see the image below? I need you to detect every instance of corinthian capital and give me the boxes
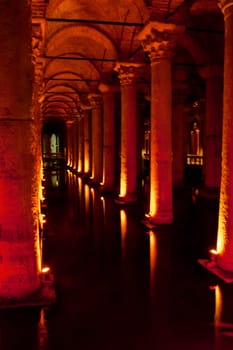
[114,62,143,85]
[138,21,185,61]
[88,93,102,107]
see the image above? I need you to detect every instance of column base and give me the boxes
[198,259,233,283]
[0,273,56,309]
[115,195,137,205]
[141,214,173,228]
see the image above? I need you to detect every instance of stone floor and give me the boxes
[1,169,233,350]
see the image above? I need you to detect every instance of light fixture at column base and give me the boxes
[141,214,173,228]
[141,217,158,229]
[198,259,233,283]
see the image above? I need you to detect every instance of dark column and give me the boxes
[0,1,41,298]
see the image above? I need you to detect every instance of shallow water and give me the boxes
[1,169,233,350]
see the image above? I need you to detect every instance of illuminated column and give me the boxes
[71,120,77,169]
[88,94,103,184]
[78,115,84,173]
[83,107,91,176]
[172,68,188,187]
[99,83,117,191]
[115,62,142,203]
[66,120,74,167]
[216,1,233,271]
[0,0,41,298]
[73,119,79,170]
[138,22,184,224]
[199,65,223,189]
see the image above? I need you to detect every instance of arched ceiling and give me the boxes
[32,0,223,123]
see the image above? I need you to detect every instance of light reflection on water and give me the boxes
[37,308,48,349]
[2,169,233,350]
[120,209,127,260]
[149,230,157,300]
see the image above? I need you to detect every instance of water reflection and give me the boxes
[1,168,231,350]
[149,230,157,299]
[120,209,127,260]
[37,308,48,349]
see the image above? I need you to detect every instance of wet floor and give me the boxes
[1,169,233,350]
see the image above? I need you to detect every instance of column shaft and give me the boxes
[102,90,116,190]
[114,63,141,203]
[172,82,187,188]
[120,82,137,201]
[217,2,233,271]
[204,71,222,188]
[149,57,173,223]
[78,117,84,173]
[89,95,103,184]
[84,110,91,175]
[0,0,40,298]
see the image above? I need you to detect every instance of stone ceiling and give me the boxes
[31,0,224,122]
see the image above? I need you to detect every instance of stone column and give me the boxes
[66,120,74,167]
[83,107,91,176]
[78,115,84,173]
[0,1,41,298]
[215,1,233,272]
[114,62,142,203]
[172,68,188,188]
[199,65,223,190]
[73,120,78,171]
[99,83,117,191]
[88,94,103,184]
[138,22,184,225]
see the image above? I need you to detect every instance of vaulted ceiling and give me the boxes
[31,0,224,122]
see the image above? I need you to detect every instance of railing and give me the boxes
[186,154,203,166]
[43,152,65,160]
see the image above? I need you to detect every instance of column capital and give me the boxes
[114,62,143,85]
[80,103,92,111]
[66,119,75,125]
[88,93,102,107]
[218,0,233,15]
[98,82,119,93]
[138,21,185,61]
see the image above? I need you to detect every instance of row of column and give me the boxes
[0,1,41,298]
[66,4,233,276]
[65,37,224,225]
[1,0,233,301]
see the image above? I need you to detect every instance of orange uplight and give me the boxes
[36,234,42,273]
[102,160,105,185]
[41,266,50,273]
[84,158,90,173]
[216,225,225,255]
[149,181,157,217]
[119,175,127,198]
[210,249,218,255]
